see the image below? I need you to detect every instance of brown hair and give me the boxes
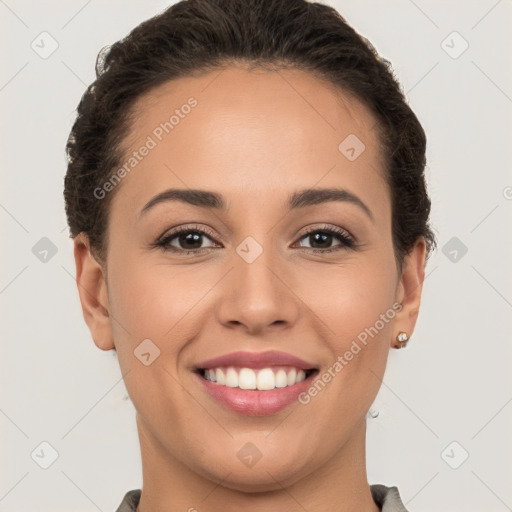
[64,0,436,267]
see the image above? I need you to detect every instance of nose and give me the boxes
[215,244,301,335]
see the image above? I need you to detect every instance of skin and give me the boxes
[74,65,426,512]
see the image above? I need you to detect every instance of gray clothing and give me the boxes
[115,484,409,511]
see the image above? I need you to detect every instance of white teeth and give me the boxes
[225,367,238,388]
[275,369,288,388]
[257,368,275,390]
[239,368,257,389]
[215,368,225,385]
[201,366,313,390]
[287,368,296,386]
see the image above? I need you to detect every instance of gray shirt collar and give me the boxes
[115,484,409,512]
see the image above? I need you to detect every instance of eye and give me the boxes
[294,225,356,253]
[153,223,356,255]
[154,224,220,254]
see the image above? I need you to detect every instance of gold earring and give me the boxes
[394,331,409,349]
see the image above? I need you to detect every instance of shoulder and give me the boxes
[115,489,141,512]
[370,484,410,512]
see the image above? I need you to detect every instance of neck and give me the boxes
[135,414,380,512]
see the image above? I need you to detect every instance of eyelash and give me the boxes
[153,224,356,255]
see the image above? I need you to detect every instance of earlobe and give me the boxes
[73,233,115,351]
[391,237,427,349]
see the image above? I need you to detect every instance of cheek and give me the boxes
[303,253,397,389]
[106,259,202,426]
[108,243,398,353]
[108,250,201,333]
[333,270,396,342]
[106,255,222,378]
[299,253,397,338]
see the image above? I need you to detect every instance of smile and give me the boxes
[194,366,319,416]
[198,365,317,391]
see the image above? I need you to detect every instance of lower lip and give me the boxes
[194,371,317,416]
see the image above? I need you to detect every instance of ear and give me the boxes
[392,237,427,347]
[73,233,115,351]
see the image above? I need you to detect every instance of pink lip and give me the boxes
[194,371,317,416]
[195,350,318,371]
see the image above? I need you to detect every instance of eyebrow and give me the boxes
[139,187,374,221]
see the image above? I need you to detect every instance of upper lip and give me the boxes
[195,350,318,371]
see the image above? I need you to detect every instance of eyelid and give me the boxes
[159,224,218,241]
[297,224,353,240]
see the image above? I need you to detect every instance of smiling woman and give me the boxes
[63,1,436,511]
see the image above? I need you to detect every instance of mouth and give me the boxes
[195,366,319,391]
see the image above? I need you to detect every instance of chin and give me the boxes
[195,453,313,493]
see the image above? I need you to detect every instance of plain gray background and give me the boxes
[1,1,511,511]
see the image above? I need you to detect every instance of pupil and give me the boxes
[311,233,331,248]
[180,232,202,249]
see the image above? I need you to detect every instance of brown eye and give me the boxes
[295,226,355,252]
[155,225,220,254]
[172,231,208,250]
[153,224,356,255]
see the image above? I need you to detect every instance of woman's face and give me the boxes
[75,66,425,491]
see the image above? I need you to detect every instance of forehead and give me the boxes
[111,65,387,216]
